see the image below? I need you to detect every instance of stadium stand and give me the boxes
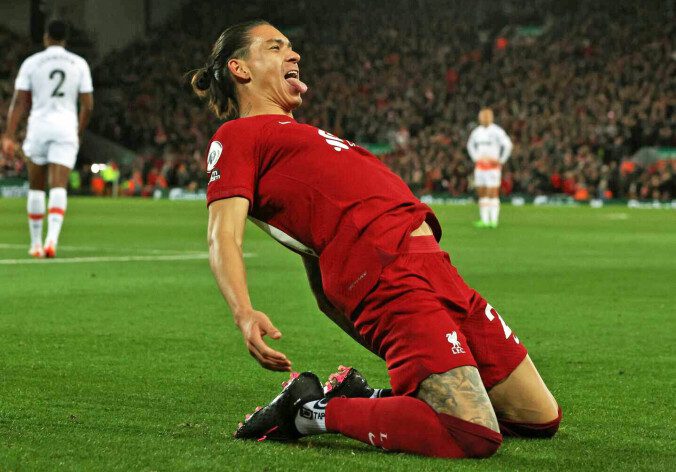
[0,26,30,179]
[2,0,674,200]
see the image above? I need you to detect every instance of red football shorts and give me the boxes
[351,236,527,396]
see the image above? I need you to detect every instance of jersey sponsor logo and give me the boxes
[446,331,465,354]
[207,141,223,171]
[208,168,221,184]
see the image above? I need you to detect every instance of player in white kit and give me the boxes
[2,20,94,257]
[467,108,512,228]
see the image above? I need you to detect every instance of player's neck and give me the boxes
[45,41,66,49]
[238,96,294,119]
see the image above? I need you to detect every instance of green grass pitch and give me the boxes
[1,198,674,471]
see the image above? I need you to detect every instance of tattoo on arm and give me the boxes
[417,366,499,432]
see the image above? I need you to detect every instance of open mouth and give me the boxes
[283,70,307,94]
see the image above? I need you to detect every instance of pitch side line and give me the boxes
[0,243,205,254]
[0,243,100,250]
[0,252,256,265]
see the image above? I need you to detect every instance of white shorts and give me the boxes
[474,169,501,188]
[23,123,79,169]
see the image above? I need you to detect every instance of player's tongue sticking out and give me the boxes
[284,71,308,94]
[287,77,308,94]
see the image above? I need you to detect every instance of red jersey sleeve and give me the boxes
[206,121,260,207]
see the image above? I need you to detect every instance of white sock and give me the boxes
[46,187,67,247]
[489,198,500,224]
[479,197,490,224]
[294,398,328,435]
[27,189,46,246]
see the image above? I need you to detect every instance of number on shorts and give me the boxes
[484,303,517,342]
[49,69,66,97]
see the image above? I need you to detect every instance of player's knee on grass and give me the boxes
[488,355,561,437]
[493,394,560,430]
[417,366,502,458]
[499,405,562,439]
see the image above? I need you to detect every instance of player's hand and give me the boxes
[235,309,292,372]
[1,136,16,159]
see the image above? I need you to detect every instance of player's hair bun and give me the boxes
[190,20,270,120]
[193,67,213,92]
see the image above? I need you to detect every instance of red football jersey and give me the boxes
[206,114,441,315]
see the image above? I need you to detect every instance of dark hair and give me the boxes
[190,20,270,120]
[46,19,69,42]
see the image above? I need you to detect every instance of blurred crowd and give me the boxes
[296,0,675,201]
[2,0,674,200]
[0,26,30,179]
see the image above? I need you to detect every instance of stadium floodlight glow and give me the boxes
[91,163,108,174]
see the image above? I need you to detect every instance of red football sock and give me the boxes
[325,396,502,458]
[499,406,562,438]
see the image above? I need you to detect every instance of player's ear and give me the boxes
[227,59,250,82]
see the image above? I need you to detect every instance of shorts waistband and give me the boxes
[406,235,441,253]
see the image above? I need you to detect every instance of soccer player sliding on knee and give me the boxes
[192,21,561,458]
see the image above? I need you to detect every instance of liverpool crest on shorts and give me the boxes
[446,331,466,354]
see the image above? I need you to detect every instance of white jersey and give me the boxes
[14,45,93,134]
[467,123,512,164]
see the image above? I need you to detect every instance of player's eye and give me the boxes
[270,46,280,50]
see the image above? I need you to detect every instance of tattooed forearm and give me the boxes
[417,366,499,432]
